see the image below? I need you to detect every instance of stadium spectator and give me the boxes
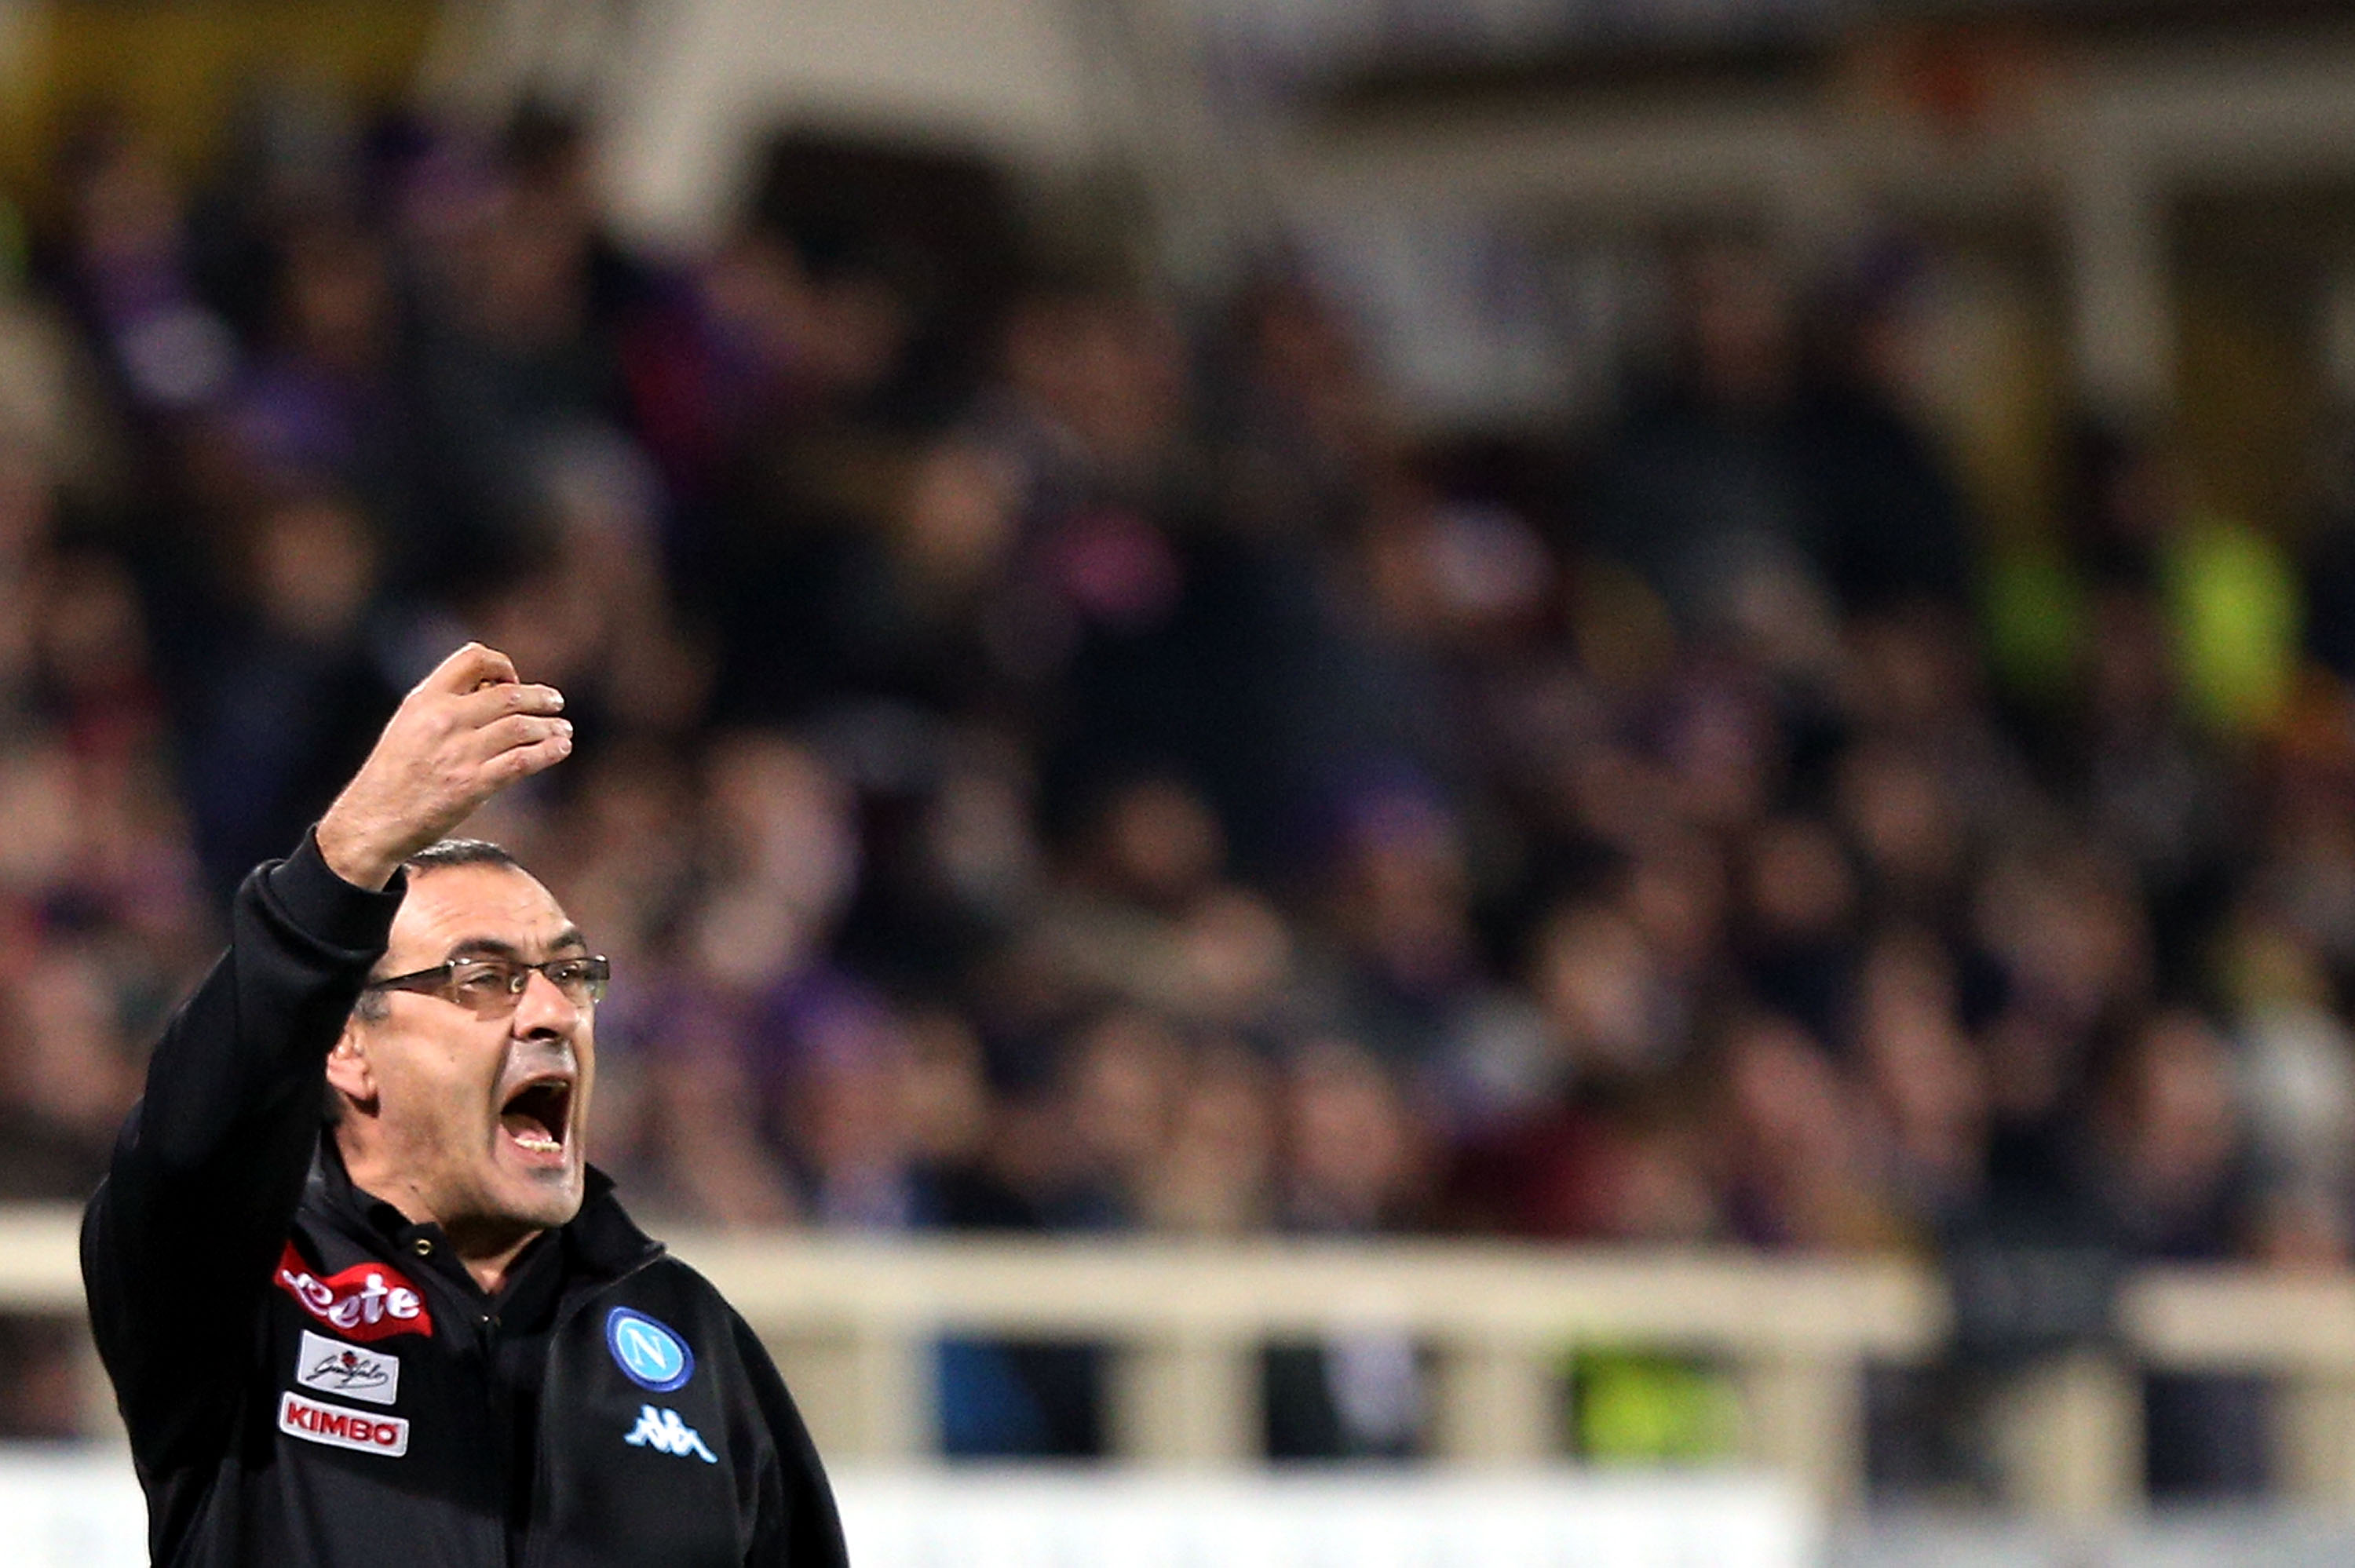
[3,86,2353,1507]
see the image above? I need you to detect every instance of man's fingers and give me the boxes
[418,642,520,696]
[473,713,573,759]
[320,645,563,887]
[487,733,574,784]
[453,681,566,726]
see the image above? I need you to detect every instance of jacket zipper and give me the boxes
[514,1251,666,1568]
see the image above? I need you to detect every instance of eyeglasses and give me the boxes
[363,955,611,1018]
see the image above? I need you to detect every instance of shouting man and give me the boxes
[82,644,847,1566]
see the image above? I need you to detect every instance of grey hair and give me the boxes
[402,838,524,877]
[349,838,531,1023]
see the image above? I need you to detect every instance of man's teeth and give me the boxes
[512,1130,561,1153]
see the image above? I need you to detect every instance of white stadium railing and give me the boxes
[6,1202,2353,1519]
[0,1452,1820,1568]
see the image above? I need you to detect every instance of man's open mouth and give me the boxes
[499,1077,573,1160]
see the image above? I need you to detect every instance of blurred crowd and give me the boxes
[5,93,2355,1495]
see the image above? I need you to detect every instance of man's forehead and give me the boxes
[385,863,579,962]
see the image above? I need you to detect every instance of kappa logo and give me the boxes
[623,1404,717,1464]
[274,1243,433,1342]
[297,1329,400,1406]
[279,1390,410,1457]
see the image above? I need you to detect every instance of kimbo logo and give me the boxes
[279,1391,410,1457]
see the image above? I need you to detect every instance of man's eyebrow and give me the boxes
[441,928,590,962]
[444,938,527,963]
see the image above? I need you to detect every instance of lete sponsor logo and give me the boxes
[297,1329,400,1406]
[273,1244,434,1341]
[279,1391,410,1457]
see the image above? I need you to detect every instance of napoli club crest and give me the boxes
[606,1307,696,1393]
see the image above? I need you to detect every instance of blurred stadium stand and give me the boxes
[13,0,2355,1561]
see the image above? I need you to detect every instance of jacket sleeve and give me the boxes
[81,830,403,1479]
[733,1311,849,1568]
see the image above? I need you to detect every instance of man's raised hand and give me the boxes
[315,644,571,890]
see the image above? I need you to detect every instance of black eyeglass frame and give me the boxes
[363,954,612,1016]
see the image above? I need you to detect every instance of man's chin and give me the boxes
[484,1162,586,1233]
[512,1175,586,1232]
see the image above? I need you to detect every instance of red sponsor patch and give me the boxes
[273,1243,434,1341]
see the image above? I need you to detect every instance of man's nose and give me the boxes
[510,968,579,1037]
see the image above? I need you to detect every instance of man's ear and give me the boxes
[326,1023,378,1110]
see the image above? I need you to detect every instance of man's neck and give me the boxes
[444,1219,545,1296]
[334,1130,544,1294]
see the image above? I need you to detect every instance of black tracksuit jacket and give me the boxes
[81,833,850,1567]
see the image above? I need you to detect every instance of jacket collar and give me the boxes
[304,1129,663,1283]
